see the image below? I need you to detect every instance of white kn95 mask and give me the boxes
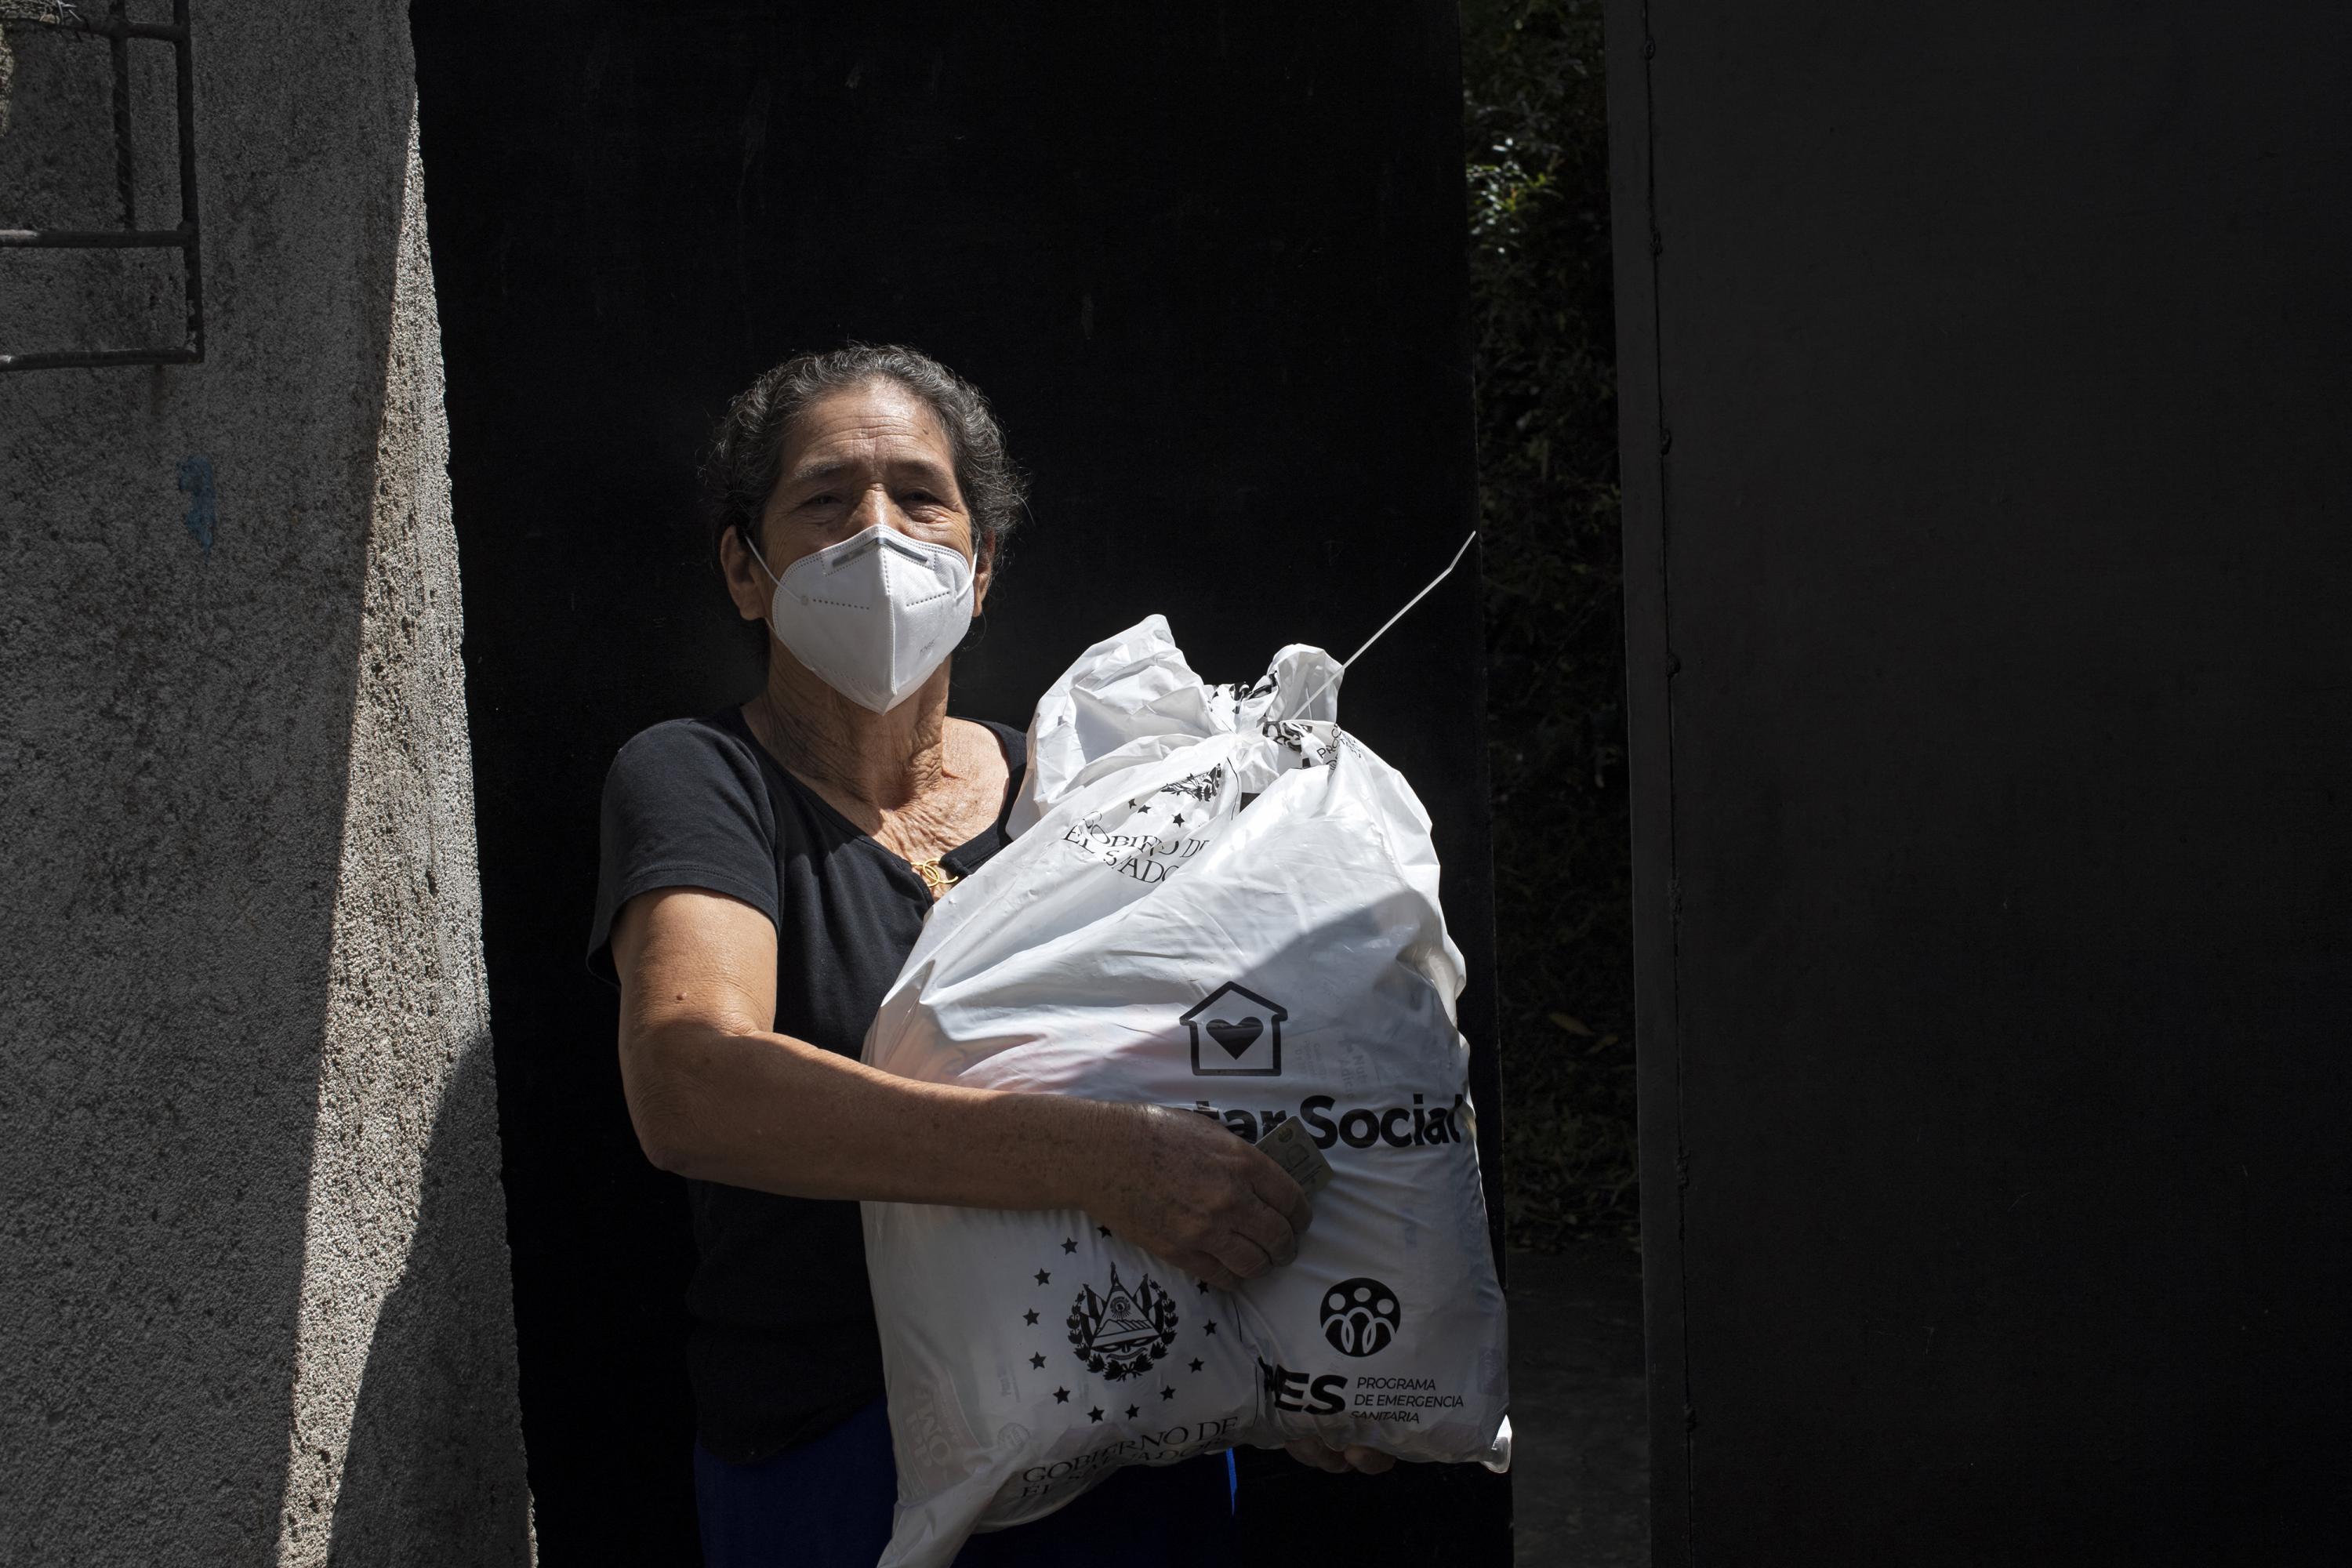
[745,524,976,713]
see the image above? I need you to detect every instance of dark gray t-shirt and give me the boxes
[587,707,1026,1462]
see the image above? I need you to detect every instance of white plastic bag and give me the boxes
[862,616,1509,1566]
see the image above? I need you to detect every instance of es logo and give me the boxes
[1183,982,1286,1077]
[1259,1358,1348,1417]
[1320,1277,1401,1357]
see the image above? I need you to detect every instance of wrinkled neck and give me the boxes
[746,649,950,812]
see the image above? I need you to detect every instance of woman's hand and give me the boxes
[1282,1440,1397,1475]
[1081,1104,1312,1290]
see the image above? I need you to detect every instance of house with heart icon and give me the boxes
[1182,982,1287,1076]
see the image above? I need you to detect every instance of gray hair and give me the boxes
[703,343,1026,570]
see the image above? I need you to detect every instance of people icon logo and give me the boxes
[1319,1277,1403,1357]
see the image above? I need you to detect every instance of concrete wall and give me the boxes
[0,5,532,1562]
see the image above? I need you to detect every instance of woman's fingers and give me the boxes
[1283,1440,1399,1476]
[1206,1228,1272,1283]
[1231,1192,1300,1270]
[1173,1250,1242,1293]
[1249,1161,1315,1239]
[1284,1439,1353,1474]
[1218,1144,1306,1271]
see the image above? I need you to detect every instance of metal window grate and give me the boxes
[0,0,202,372]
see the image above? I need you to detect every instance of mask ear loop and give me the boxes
[739,524,783,588]
[1293,529,1479,716]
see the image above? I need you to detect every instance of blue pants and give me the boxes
[695,1399,1238,1567]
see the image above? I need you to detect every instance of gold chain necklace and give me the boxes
[746,698,964,898]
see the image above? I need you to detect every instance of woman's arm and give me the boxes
[610,886,1310,1290]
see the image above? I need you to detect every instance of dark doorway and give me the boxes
[412,3,1508,1561]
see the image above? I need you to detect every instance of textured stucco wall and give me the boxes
[0,5,532,1563]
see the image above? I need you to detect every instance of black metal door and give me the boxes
[1610,3,2352,1562]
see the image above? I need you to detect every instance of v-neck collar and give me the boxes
[717,706,1025,892]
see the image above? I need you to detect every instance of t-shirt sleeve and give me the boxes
[586,719,780,986]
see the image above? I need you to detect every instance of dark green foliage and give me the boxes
[1462,0,1636,1248]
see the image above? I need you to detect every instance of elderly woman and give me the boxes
[590,346,1386,1567]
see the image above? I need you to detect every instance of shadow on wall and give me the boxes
[325,1035,534,1563]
